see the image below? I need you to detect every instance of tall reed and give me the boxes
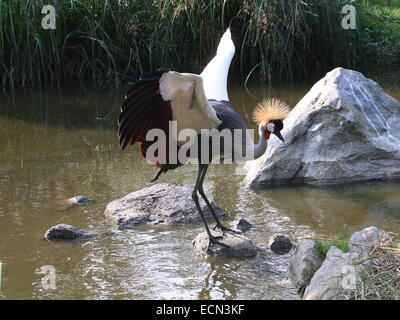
[0,0,397,89]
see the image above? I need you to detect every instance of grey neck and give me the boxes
[253,134,268,159]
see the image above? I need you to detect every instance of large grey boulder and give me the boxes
[246,68,400,187]
[105,183,224,229]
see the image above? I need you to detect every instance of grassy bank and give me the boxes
[312,232,400,300]
[0,0,399,89]
[353,235,400,300]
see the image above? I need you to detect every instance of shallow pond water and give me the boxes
[0,77,399,300]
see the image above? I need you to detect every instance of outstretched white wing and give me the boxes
[159,71,222,144]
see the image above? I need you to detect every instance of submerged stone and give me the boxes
[45,224,98,240]
[60,196,95,210]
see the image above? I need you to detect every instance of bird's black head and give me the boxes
[262,120,285,142]
[272,119,284,142]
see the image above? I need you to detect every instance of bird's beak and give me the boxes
[273,130,285,142]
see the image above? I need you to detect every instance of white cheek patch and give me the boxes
[266,123,275,132]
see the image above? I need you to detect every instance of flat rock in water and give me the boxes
[45,224,98,240]
[193,230,257,258]
[104,183,224,229]
[245,68,400,187]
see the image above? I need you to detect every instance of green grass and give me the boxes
[0,0,398,89]
[314,234,351,259]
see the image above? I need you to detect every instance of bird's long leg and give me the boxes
[192,165,229,249]
[197,164,239,234]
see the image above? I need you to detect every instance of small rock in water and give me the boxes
[61,196,95,210]
[45,224,98,240]
[193,230,257,258]
[232,218,253,233]
[268,234,293,255]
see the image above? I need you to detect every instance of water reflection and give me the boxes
[253,182,400,236]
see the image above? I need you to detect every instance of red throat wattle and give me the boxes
[263,120,274,140]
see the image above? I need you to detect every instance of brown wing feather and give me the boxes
[118,76,165,149]
[118,72,183,179]
[119,90,161,149]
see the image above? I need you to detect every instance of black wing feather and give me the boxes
[118,72,170,150]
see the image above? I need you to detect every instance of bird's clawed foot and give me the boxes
[213,223,241,234]
[207,234,230,252]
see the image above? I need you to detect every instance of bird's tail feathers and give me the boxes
[200,28,235,101]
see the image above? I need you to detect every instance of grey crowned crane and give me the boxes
[118,27,289,248]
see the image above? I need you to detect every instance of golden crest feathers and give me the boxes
[252,98,290,124]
